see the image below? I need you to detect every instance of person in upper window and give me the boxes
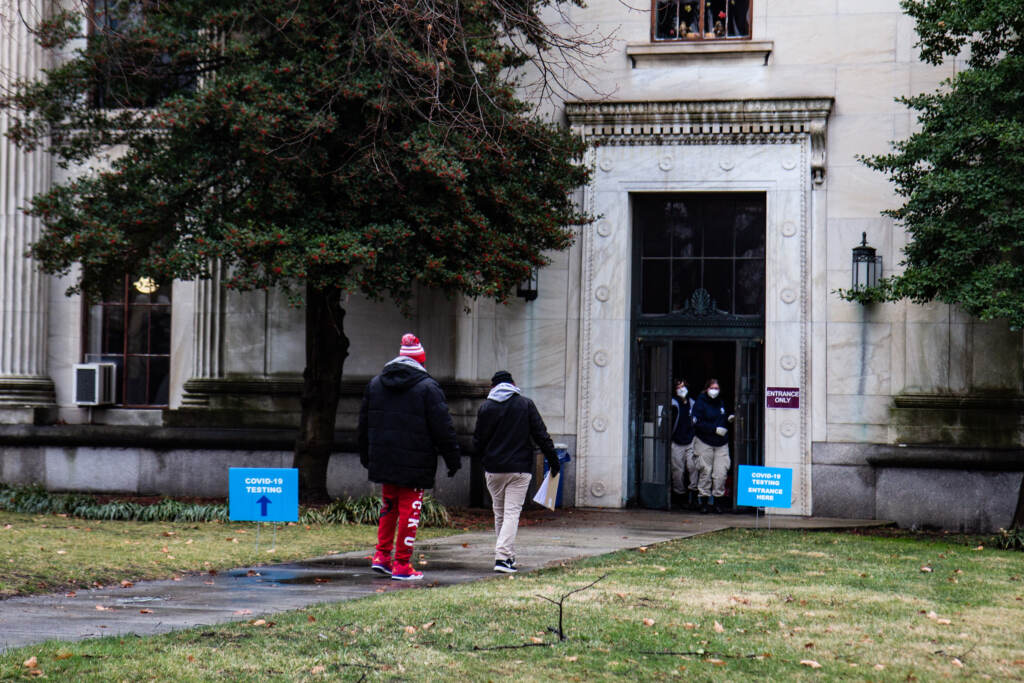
[670,378,697,509]
[691,377,734,514]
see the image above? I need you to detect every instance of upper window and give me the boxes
[84,276,172,407]
[89,0,196,109]
[654,0,751,41]
[634,193,765,318]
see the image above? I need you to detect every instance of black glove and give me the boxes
[549,461,560,478]
[447,467,459,478]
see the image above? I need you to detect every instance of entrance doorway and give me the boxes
[634,337,763,509]
[630,191,766,510]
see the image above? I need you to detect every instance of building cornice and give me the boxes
[566,98,834,184]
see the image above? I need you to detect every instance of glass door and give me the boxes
[636,339,672,509]
[733,338,765,477]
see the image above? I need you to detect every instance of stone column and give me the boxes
[0,3,56,414]
[181,262,225,406]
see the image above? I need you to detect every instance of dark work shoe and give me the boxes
[494,558,517,573]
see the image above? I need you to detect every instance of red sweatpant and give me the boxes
[376,484,424,564]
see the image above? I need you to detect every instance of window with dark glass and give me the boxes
[634,193,765,317]
[84,276,172,407]
[654,0,751,40]
[90,0,196,109]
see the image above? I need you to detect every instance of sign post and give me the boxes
[229,468,299,552]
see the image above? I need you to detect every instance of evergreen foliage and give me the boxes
[846,0,1024,328]
[0,484,450,527]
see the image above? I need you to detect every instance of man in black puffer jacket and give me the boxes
[358,333,460,581]
[473,370,560,573]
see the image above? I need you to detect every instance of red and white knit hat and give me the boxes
[399,333,426,365]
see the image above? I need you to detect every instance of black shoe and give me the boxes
[494,558,517,573]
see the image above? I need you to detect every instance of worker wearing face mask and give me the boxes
[691,378,734,514]
[669,378,697,509]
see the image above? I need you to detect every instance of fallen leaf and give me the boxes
[926,611,938,620]
[804,642,814,649]
[56,550,67,555]
[311,665,326,674]
[204,580,215,585]
[920,566,933,573]
[975,545,984,551]
[952,658,963,668]
[937,618,951,625]
[187,655,195,663]
[121,580,134,588]
[314,577,330,583]
[234,609,253,616]
[874,664,885,670]
[461,543,469,548]
[55,653,73,661]
[531,636,544,643]
[95,605,108,611]
[23,656,38,668]
[707,658,725,665]
[307,615,316,623]
[643,618,655,626]
[208,569,218,576]
[441,627,454,634]
[713,621,724,633]
[715,559,725,565]
[405,626,417,635]
[185,539,193,545]
[161,547,170,553]
[638,546,648,553]
[3,524,11,529]
[251,619,266,626]
[246,570,259,577]
[421,621,435,630]
[28,669,43,678]
[683,622,696,629]
[139,609,153,614]
[65,591,76,598]
[566,656,579,662]
[800,659,822,669]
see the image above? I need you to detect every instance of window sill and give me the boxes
[625,40,773,67]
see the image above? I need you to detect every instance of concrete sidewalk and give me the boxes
[0,510,882,653]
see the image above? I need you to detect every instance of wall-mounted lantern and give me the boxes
[851,232,881,292]
[516,268,539,302]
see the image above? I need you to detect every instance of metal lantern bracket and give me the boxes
[517,267,539,302]
[851,232,882,293]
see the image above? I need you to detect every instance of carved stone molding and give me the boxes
[566,98,833,184]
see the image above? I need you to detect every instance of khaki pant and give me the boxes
[694,437,730,498]
[670,441,697,494]
[485,471,532,562]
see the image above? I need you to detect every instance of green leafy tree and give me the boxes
[845,0,1024,329]
[3,0,595,501]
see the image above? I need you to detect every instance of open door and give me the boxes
[733,338,765,475]
[636,339,672,509]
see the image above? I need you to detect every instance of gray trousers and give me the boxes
[694,437,730,498]
[670,441,698,494]
[485,471,533,561]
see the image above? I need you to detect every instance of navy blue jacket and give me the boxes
[358,358,461,489]
[692,392,730,447]
[671,396,695,446]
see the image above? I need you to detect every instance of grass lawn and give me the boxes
[0,511,454,598]
[3,528,1023,680]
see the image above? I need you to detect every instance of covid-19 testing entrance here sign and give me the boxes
[229,468,299,522]
[736,465,793,508]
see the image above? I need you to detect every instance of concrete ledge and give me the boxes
[867,445,1024,471]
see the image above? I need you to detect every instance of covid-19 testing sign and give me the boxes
[736,465,793,508]
[228,467,299,522]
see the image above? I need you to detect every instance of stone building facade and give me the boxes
[1,0,1022,531]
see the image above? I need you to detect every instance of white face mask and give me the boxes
[707,388,720,399]
[676,387,687,398]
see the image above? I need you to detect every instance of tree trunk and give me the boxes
[1012,474,1024,530]
[293,284,348,503]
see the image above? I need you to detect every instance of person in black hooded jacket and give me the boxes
[358,333,460,581]
[473,370,560,573]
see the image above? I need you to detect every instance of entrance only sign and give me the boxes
[736,465,793,508]
[228,468,299,523]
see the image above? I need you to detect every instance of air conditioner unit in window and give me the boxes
[73,363,117,406]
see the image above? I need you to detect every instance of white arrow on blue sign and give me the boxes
[228,467,299,523]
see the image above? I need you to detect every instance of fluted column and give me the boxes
[181,261,225,406]
[0,2,56,408]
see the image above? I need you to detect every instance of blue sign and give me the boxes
[229,468,299,522]
[736,465,793,508]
